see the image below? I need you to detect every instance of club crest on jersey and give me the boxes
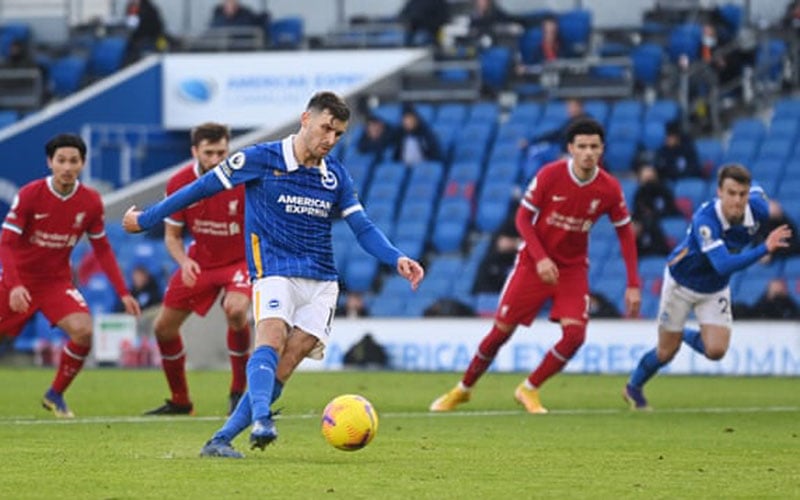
[228,152,246,170]
[228,199,239,216]
[321,170,338,190]
[699,225,713,245]
[588,199,600,214]
[73,212,86,228]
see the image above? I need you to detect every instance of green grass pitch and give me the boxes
[0,368,797,499]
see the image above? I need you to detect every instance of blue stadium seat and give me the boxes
[541,100,567,123]
[645,99,679,124]
[507,102,541,125]
[475,292,500,316]
[557,9,592,57]
[343,250,379,292]
[496,122,531,143]
[641,121,666,151]
[757,138,793,163]
[518,27,543,64]
[80,274,118,314]
[0,110,19,129]
[668,23,701,63]
[722,139,760,165]
[89,36,128,77]
[769,118,799,141]
[431,198,471,253]
[775,178,800,200]
[436,103,468,125]
[609,100,643,122]
[487,142,521,166]
[638,256,666,279]
[432,122,457,158]
[394,235,425,261]
[603,139,638,172]
[371,102,402,126]
[730,119,767,144]
[0,22,31,57]
[479,47,513,91]
[49,56,88,97]
[694,138,724,173]
[468,102,500,123]
[370,161,407,185]
[631,43,664,87]
[583,99,609,125]
[661,216,688,246]
[485,159,520,183]
[756,38,787,83]
[270,17,304,48]
[452,140,488,164]
[783,257,800,278]
[414,103,436,124]
[674,178,708,209]
[772,98,800,121]
[369,296,408,317]
[448,161,482,184]
[365,180,403,208]
[408,160,445,187]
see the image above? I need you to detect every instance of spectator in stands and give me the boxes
[588,291,621,318]
[632,165,681,220]
[356,114,395,158]
[392,104,442,166]
[749,278,799,320]
[473,211,521,294]
[398,0,450,47]
[469,0,522,45]
[119,264,162,312]
[784,0,800,32]
[2,39,36,68]
[632,217,671,256]
[210,0,261,28]
[654,121,703,182]
[755,199,800,262]
[335,291,370,318]
[541,16,560,61]
[124,0,169,64]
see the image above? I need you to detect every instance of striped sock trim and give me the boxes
[62,345,87,361]
[160,350,185,361]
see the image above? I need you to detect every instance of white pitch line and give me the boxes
[0,406,798,426]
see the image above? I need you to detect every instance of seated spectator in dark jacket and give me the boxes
[755,199,800,262]
[399,0,450,46]
[588,291,621,318]
[473,211,521,293]
[469,0,522,42]
[750,278,799,320]
[210,0,260,27]
[633,165,681,220]
[632,217,672,256]
[654,121,703,181]
[119,265,162,311]
[124,0,168,63]
[392,105,442,166]
[356,114,395,158]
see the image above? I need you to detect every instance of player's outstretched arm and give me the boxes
[397,256,424,291]
[122,206,143,233]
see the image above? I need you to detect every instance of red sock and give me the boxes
[227,325,250,394]
[51,340,91,394]
[157,337,190,405]
[527,324,585,387]
[462,325,511,387]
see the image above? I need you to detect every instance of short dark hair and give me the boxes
[45,134,86,160]
[191,122,230,146]
[307,91,350,122]
[717,163,751,187]
[565,117,605,144]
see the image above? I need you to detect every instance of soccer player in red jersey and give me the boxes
[0,134,141,417]
[143,123,252,416]
[431,118,641,414]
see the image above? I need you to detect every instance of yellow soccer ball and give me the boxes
[321,394,379,451]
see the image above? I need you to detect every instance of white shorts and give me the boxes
[252,276,339,359]
[657,268,732,332]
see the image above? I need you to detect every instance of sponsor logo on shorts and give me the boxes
[268,299,280,309]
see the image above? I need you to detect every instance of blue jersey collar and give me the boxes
[281,135,329,177]
[714,198,755,230]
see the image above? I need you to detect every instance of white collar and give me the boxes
[281,135,328,176]
[46,175,79,200]
[714,198,754,230]
[567,158,598,185]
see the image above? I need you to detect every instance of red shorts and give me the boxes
[163,262,251,316]
[0,279,90,337]
[495,256,589,326]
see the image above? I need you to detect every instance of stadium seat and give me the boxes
[436,103,468,125]
[0,22,31,57]
[668,23,701,63]
[583,100,609,125]
[756,39,787,83]
[479,46,513,92]
[722,139,759,166]
[408,160,445,187]
[343,250,379,292]
[371,161,407,186]
[507,102,541,125]
[641,121,666,151]
[371,102,402,126]
[757,138,793,163]
[468,102,500,123]
[674,178,708,209]
[694,138,724,174]
[645,99,679,124]
[0,110,19,129]
[771,98,800,121]
[270,17,304,48]
[730,119,767,144]
[557,9,592,57]
[518,27,543,64]
[49,55,88,97]
[631,43,664,87]
[365,180,403,208]
[638,256,666,279]
[609,100,643,122]
[603,139,638,172]
[89,36,128,77]
[768,118,799,141]
[661,216,689,247]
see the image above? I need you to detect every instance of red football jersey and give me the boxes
[520,159,631,268]
[1,178,105,284]
[165,162,245,268]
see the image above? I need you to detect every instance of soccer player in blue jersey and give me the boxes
[624,164,792,410]
[122,91,424,457]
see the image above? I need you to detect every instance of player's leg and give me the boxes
[684,286,733,359]
[39,284,94,418]
[44,311,92,418]
[145,305,193,415]
[517,268,588,413]
[430,263,547,412]
[625,271,691,409]
[221,289,251,414]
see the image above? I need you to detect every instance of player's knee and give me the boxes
[557,323,586,357]
[704,347,726,361]
[153,321,178,341]
[224,307,248,328]
[70,326,93,346]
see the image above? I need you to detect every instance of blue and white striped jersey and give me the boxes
[666,187,769,293]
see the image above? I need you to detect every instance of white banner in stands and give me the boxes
[298,319,800,376]
[162,49,425,129]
